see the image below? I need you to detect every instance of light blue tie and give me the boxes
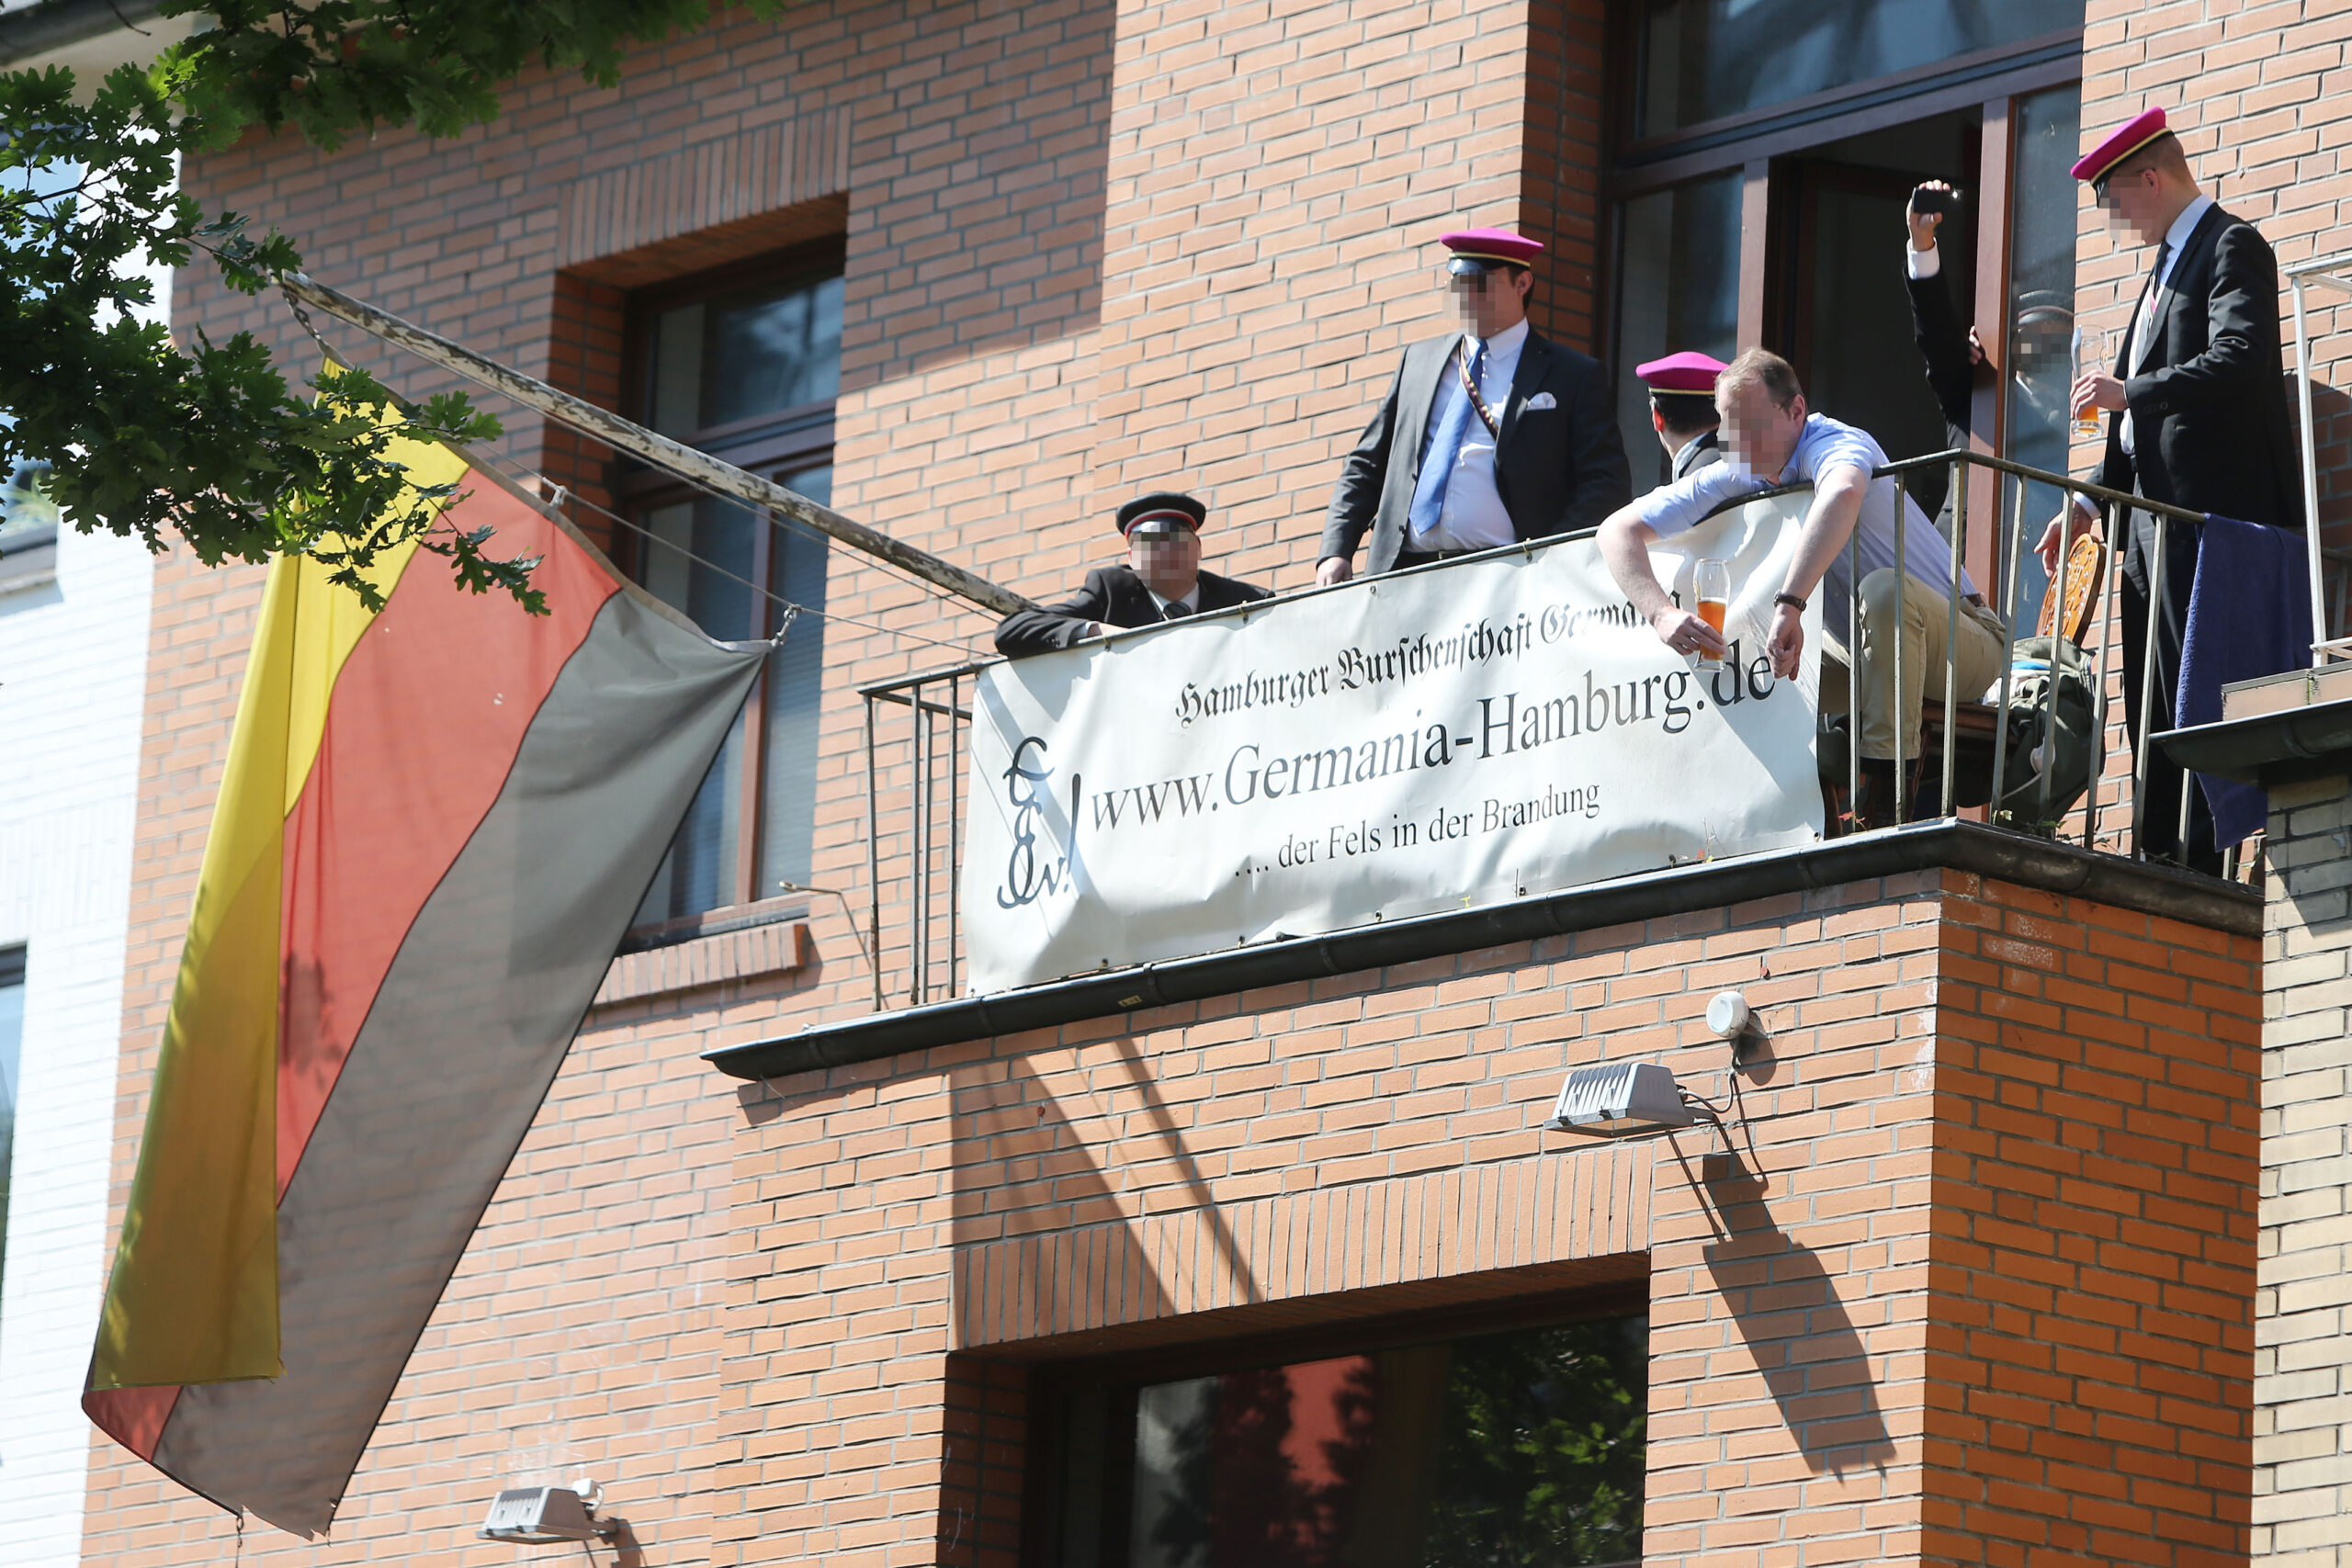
[1409,340,1487,538]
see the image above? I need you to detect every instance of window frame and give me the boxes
[616,240,844,935]
[1019,1280,1650,1568]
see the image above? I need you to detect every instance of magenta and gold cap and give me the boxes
[1635,351,1729,394]
[1442,228,1544,274]
[2073,106,2169,186]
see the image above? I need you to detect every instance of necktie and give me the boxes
[1408,340,1487,539]
[2133,240,2171,366]
[1161,599,1192,621]
[2122,241,2170,457]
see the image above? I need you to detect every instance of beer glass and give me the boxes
[1693,558,1731,671]
[2071,325,2109,437]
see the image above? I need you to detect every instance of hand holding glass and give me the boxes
[1693,558,1731,671]
[2070,326,2109,437]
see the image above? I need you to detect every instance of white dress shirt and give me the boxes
[1411,318,1529,553]
[2120,193,2214,457]
[1147,583,1201,617]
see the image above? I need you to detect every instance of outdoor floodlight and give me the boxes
[479,1483,616,1545]
[1542,1061,1700,1138]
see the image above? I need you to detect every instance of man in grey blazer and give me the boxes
[1317,229,1633,583]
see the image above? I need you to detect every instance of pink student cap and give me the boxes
[1116,491,1206,540]
[1635,351,1728,394]
[2073,106,2169,188]
[1637,350,1728,421]
[1442,228,1544,276]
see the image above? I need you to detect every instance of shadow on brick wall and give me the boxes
[1700,1160,1896,1476]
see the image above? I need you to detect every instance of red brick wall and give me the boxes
[707,870,2255,1568]
[1924,885,2260,1567]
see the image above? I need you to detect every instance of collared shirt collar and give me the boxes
[1670,430,1714,468]
[1148,582,1201,615]
[2158,194,2213,276]
[1465,317,1531,359]
[1773,413,1828,485]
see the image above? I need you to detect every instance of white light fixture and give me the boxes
[1706,988,1767,1063]
[1705,990,1750,1038]
[1542,1061,1701,1138]
[480,1482,616,1545]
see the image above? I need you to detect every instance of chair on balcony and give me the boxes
[1824,533,2106,832]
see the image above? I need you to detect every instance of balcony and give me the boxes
[707,451,2305,1078]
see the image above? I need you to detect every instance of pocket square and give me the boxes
[1524,391,1557,411]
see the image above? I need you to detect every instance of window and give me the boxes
[1614,172,1741,488]
[1,447,62,593]
[1634,0,2081,139]
[1999,83,2086,625]
[621,248,843,932]
[0,946,23,1292]
[1039,1311,1647,1568]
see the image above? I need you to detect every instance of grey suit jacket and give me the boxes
[1319,329,1633,574]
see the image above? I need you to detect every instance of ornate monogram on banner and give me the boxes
[963,494,1825,994]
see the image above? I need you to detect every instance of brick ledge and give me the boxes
[594,920,811,1008]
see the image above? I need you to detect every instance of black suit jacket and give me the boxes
[1320,328,1633,573]
[994,564,1272,658]
[2098,202,2301,533]
[1905,266,1975,525]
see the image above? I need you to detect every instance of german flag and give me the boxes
[81,422,766,1537]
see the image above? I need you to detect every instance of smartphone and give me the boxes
[1911,186,1962,218]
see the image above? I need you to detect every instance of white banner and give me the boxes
[961,495,1825,994]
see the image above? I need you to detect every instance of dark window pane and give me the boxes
[2003,83,2086,629]
[1616,173,1741,489]
[758,465,831,901]
[642,272,843,437]
[1637,0,2083,137]
[1074,1314,1646,1568]
[632,498,759,924]
[706,276,844,428]
[644,303,706,438]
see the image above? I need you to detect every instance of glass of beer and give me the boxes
[1693,558,1731,671]
[2071,325,2109,437]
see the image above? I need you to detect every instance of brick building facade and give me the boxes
[58,0,2352,1564]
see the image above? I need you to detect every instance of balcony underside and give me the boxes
[705,820,2253,1080]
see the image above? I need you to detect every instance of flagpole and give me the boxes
[280,272,1038,618]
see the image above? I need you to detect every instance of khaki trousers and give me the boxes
[1818,570,2008,762]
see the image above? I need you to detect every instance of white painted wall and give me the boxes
[0,400,159,1566]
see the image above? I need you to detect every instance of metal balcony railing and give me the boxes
[859,450,2318,1007]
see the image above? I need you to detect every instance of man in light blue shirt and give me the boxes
[1598,349,2007,828]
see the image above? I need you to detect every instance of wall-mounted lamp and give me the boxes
[1706,989,1767,1064]
[479,1482,617,1545]
[1542,1060,1706,1139]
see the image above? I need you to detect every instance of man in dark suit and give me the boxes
[1635,351,1727,487]
[995,491,1272,658]
[1902,179,1986,527]
[1316,229,1632,583]
[2039,107,2301,869]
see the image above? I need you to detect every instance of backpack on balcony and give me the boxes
[1990,634,2098,833]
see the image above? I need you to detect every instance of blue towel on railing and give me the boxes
[2177,513,2312,845]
